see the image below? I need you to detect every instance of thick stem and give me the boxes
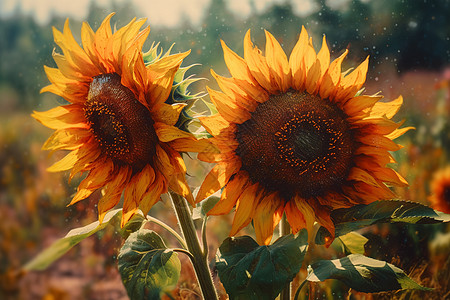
[279,213,291,300]
[169,191,219,300]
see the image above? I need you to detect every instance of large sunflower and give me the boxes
[429,166,450,214]
[196,27,412,245]
[33,14,206,226]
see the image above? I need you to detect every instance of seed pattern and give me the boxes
[236,90,354,199]
[84,73,158,171]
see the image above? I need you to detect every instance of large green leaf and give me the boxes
[24,209,122,271]
[316,200,450,244]
[118,228,181,300]
[306,254,431,293]
[215,230,308,300]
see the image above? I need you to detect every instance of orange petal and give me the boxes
[195,158,242,202]
[343,95,383,117]
[140,171,167,216]
[358,134,401,151]
[371,167,409,187]
[284,200,306,234]
[293,196,316,243]
[253,192,284,245]
[347,167,381,187]
[69,158,115,205]
[170,138,218,154]
[208,171,250,215]
[229,183,260,236]
[98,166,131,223]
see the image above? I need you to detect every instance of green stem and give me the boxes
[144,216,188,249]
[169,191,218,300]
[279,213,291,300]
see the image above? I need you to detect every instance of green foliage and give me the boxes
[118,228,181,300]
[315,200,450,244]
[23,209,122,271]
[215,230,308,300]
[306,254,431,293]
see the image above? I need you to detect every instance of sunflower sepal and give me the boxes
[117,228,181,300]
[215,229,308,300]
[315,200,450,245]
[305,254,432,293]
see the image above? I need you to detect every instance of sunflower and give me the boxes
[195,27,412,245]
[32,13,208,226]
[429,166,450,214]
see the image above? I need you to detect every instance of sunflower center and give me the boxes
[236,90,355,200]
[85,73,158,170]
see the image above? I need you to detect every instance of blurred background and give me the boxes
[0,0,449,299]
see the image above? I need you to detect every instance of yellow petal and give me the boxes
[152,103,185,126]
[319,49,348,100]
[264,30,291,92]
[385,126,414,140]
[68,141,102,180]
[253,192,284,245]
[170,138,218,154]
[289,26,309,90]
[343,95,383,117]
[42,128,91,151]
[334,56,369,101]
[32,104,87,130]
[47,149,80,172]
[154,122,193,142]
[221,39,258,85]
[229,183,260,236]
[306,35,330,94]
[199,114,230,136]
[243,30,277,94]
[370,95,403,119]
[207,87,251,124]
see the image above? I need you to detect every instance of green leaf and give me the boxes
[334,232,368,254]
[192,195,220,220]
[118,228,181,300]
[23,209,121,271]
[316,200,450,244]
[215,230,308,300]
[306,254,431,293]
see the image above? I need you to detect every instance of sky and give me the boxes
[0,0,321,27]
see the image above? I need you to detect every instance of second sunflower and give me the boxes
[196,27,412,245]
